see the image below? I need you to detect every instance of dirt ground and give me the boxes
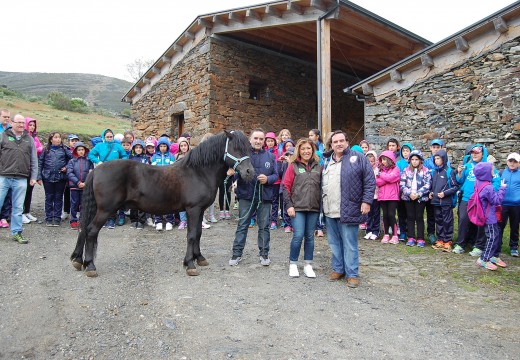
[0,185,519,359]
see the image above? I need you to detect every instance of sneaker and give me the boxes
[284,226,292,233]
[178,221,187,230]
[452,244,465,254]
[270,222,277,230]
[229,256,242,266]
[476,258,497,270]
[61,212,69,220]
[0,219,9,228]
[389,235,399,244]
[359,223,366,230]
[416,239,426,248]
[209,215,218,223]
[428,233,437,244]
[442,241,453,252]
[165,222,173,231]
[316,230,324,237]
[70,221,79,230]
[406,238,416,246]
[303,264,316,278]
[146,218,154,227]
[225,211,231,220]
[490,257,507,268]
[381,234,390,244]
[249,219,255,228]
[45,220,53,227]
[117,216,125,226]
[289,263,299,277]
[22,214,31,224]
[233,202,238,210]
[202,220,211,229]
[511,249,519,257]
[432,240,444,250]
[260,256,271,266]
[25,213,37,222]
[369,233,378,241]
[364,232,373,240]
[136,222,144,230]
[53,219,61,227]
[12,233,28,244]
[219,211,226,220]
[399,233,407,241]
[106,219,115,229]
[469,247,483,257]
[156,222,163,231]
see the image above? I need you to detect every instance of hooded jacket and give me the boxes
[400,153,431,203]
[501,165,520,206]
[67,142,93,188]
[473,162,506,224]
[25,117,43,155]
[456,144,500,202]
[88,129,127,164]
[366,150,379,200]
[397,143,413,173]
[429,149,458,206]
[151,137,174,166]
[38,141,72,182]
[376,150,400,201]
[129,139,149,164]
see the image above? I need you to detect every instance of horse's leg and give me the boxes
[71,230,86,270]
[184,208,204,276]
[193,209,208,266]
[83,211,111,277]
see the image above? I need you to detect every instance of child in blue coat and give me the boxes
[151,137,175,231]
[66,142,94,229]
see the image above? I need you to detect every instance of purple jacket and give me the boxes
[474,162,506,225]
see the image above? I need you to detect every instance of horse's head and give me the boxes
[224,130,255,182]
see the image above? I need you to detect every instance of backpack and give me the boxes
[467,181,490,226]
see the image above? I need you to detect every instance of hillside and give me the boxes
[0,71,133,114]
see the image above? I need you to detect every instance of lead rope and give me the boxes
[224,176,263,221]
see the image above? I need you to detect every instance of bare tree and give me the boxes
[126,58,155,82]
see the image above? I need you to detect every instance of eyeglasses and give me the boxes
[12,121,25,125]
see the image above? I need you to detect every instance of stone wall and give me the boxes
[364,37,520,167]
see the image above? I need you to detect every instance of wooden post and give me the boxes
[319,18,332,137]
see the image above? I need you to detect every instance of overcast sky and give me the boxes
[2,0,515,81]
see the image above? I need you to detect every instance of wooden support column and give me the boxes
[318,18,332,137]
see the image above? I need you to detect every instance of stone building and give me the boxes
[347,2,520,165]
[123,0,430,144]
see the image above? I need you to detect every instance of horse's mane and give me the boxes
[182,131,250,168]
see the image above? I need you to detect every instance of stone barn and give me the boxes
[347,2,520,165]
[123,0,430,144]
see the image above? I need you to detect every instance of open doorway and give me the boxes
[171,113,184,140]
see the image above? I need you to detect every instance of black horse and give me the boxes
[71,130,254,277]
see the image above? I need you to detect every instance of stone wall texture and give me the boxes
[131,35,364,144]
[364,37,520,167]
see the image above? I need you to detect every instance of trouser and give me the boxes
[154,214,175,224]
[130,209,147,224]
[69,189,83,222]
[0,176,27,235]
[481,223,500,262]
[218,180,232,211]
[457,200,486,250]
[0,188,12,220]
[433,205,454,241]
[500,205,520,250]
[270,184,280,223]
[380,200,397,235]
[281,197,292,228]
[366,199,380,235]
[397,200,407,236]
[232,199,271,258]
[325,217,359,278]
[23,178,35,214]
[43,180,67,221]
[425,200,436,236]
[63,183,70,213]
[404,201,425,239]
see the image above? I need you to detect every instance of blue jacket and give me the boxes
[235,148,278,202]
[38,145,72,182]
[429,150,458,206]
[88,129,127,164]
[397,143,413,173]
[501,167,520,206]
[151,137,174,166]
[129,139,149,164]
[456,144,500,202]
[67,143,94,189]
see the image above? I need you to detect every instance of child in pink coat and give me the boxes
[376,150,401,244]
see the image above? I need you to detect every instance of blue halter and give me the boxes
[223,132,250,170]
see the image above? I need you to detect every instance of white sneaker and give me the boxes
[303,264,316,278]
[369,233,378,241]
[61,212,69,220]
[260,256,271,266]
[147,218,154,227]
[22,214,31,224]
[25,213,37,222]
[165,222,173,231]
[209,215,218,223]
[364,232,373,240]
[202,220,211,229]
[155,223,163,231]
[229,256,242,266]
[289,264,299,277]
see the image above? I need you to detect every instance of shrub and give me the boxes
[47,92,91,114]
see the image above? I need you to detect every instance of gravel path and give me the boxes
[0,185,519,359]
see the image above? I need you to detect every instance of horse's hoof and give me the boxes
[197,259,209,266]
[85,270,98,277]
[186,268,200,276]
[72,260,83,271]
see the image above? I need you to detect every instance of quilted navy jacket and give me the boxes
[38,145,72,182]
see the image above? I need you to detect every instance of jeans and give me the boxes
[289,211,319,262]
[43,180,67,221]
[70,189,83,222]
[232,199,271,257]
[0,176,27,235]
[325,217,359,278]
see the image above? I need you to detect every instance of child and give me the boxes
[175,137,202,228]
[37,132,72,226]
[376,150,400,244]
[429,150,458,251]
[152,137,176,231]
[277,128,292,156]
[21,117,43,224]
[128,140,149,228]
[473,162,507,270]
[66,142,93,229]
[278,139,295,232]
[145,139,156,164]
[121,139,132,157]
[264,132,280,229]
[359,140,370,154]
[400,150,431,247]
[386,138,401,162]
[500,152,520,257]
[364,150,380,240]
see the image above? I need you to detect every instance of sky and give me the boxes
[2,0,516,82]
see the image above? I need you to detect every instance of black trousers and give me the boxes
[380,200,397,235]
[457,200,486,250]
[404,201,425,239]
[434,205,454,241]
[425,200,436,236]
[23,178,35,213]
[500,205,520,250]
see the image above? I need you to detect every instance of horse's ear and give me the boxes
[224,130,234,139]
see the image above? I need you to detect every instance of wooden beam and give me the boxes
[390,69,403,82]
[287,1,304,15]
[197,18,213,29]
[173,44,183,52]
[493,16,508,33]
[183,31,195,41]
[421,54,434,68]
[311,0,327,12]
[361,83,373,96]
[320,18,331,136]
[266,5,283,18]
[246,9,262,21]
[212,15,228,26]
[455,36,469,52]
[228,12,244,23]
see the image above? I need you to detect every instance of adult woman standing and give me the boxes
[282,138,322,278]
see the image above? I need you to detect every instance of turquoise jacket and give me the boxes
[88,129,128,164]
[397,143,413,173]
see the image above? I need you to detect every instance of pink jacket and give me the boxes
[376,150,400,201]
[25,117,43,155]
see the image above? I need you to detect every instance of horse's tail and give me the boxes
[70,171,96,262]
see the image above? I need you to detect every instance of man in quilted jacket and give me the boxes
[322,130,375,288]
